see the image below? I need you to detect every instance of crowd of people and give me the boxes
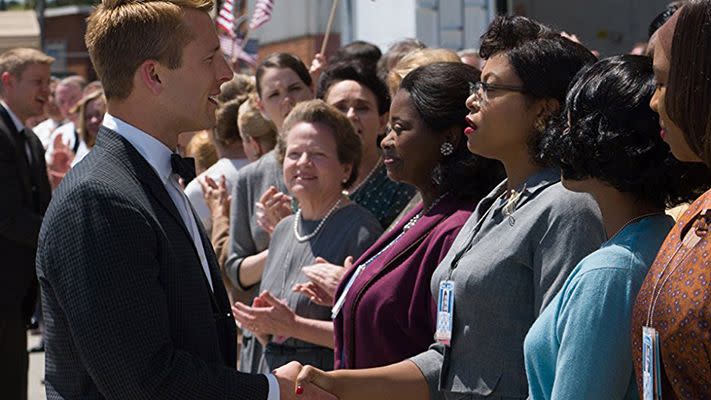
[1,0,710,399]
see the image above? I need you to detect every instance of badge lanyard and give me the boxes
[642,215,706,400]
[434,193,506,346]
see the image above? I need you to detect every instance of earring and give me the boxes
[431,164,443,186]
[440,142,454,156]
[534,118,546,133]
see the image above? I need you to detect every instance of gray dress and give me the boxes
[410,168,606,399]
[240,202,382,373]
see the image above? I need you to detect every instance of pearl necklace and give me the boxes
[293,197,343,242]
[344,156,382,196]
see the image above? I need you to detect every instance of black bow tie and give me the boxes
[170,154,196,184]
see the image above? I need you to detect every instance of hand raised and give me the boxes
[200,175,231,218]
[255,186,293,234]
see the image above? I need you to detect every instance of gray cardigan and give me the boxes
[410,168,605,399]
[224,150,287,290]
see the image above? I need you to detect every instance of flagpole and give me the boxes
[320,0,340,56]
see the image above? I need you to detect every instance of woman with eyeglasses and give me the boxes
[286,16,605,400]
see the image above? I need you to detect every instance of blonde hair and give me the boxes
[185,130,218,174]
[238,95,277,150]
[0,48,54,94]
[85,0,213,100]
[387,48,460,96]
[75,90,106,148]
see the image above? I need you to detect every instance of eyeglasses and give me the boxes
[468,81,527,107]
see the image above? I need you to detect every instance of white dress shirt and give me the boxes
[101,114,279,399]
[102,113,213,291]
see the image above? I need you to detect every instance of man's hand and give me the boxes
[274,361,338,400]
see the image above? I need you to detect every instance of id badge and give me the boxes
[642,327,663,400]
[435,280,455,346]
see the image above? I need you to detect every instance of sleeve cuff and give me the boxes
[265,373,280,400]
[410,347,445,400]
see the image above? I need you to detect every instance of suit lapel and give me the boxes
[95,128,229,304]
[0,105,33,197]
[95,127,192,238]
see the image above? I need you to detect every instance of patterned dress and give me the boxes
[631,189,711,399]
[349,162,416,229]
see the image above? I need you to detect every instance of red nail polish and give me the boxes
[295,385,304,395]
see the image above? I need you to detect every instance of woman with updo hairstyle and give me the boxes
[238,95,278,162]
[320,62,503,370]
[525,54,708,400]
[631,2,711,398]
[231,100,382,373]
[292,16,604,400]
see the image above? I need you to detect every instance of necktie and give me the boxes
[170,154,196,184]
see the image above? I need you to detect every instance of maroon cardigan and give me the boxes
[333,194,475,369]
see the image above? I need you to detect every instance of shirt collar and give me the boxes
[0,100,25,132]
[102,113,174,184]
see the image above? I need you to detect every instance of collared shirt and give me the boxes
[101,114,280,399]
[1,99,33,162]
[102,113,213,291]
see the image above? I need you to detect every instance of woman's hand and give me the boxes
[47,134,74,189]
[274,361,338,400]
[200,175,231,218]
[293,257,350,306]
[309,53,327,83]
[232,291,296,340]
[294,365,337,398]
[255,186,293,234]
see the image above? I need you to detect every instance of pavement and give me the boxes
[27,332,46,400]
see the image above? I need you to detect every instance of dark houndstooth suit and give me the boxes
[36,127,269,399]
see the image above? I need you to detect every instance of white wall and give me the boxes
[250,0,342,44]
[352,0,417,51]
[518,0,670,55]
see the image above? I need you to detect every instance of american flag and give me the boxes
[219,34,258,67]
[216,0,236,36]
[249,0,275,30]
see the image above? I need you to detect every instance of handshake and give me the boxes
[273,361,338,400]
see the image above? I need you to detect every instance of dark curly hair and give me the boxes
[316,61,390,115]
[479,16,597,166]
[399,62,505,200]
[540,55,710,208]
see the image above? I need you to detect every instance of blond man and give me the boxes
[0,47,53,400]
[35,0,333,399]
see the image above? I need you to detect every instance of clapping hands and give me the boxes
[255,186,293,235]
[232,291,296,345]
[293,257,351,306]
[47,134,74,189]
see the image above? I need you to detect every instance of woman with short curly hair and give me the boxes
[525,54,708,400]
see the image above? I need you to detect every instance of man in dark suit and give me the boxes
[0,47,53,400]
[36,0,333,399]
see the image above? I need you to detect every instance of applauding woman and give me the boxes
[232,100,382,373]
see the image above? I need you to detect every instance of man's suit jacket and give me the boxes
[36,127,269,399]
[0,104,51,321]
